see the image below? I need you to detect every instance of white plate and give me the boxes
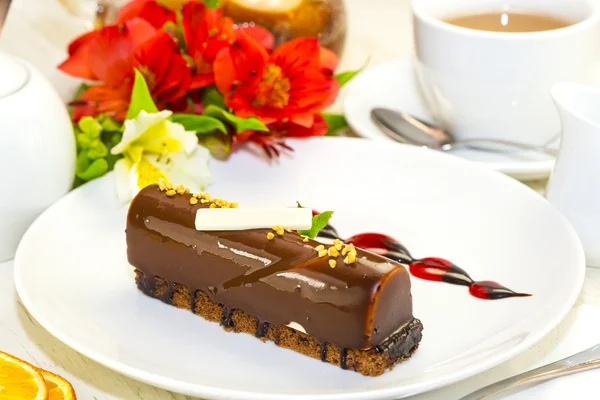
[343,58,579,180]
[15,138,585,400]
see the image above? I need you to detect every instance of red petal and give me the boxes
[88,18,156,82]
[290,113,314,128]
[214,32,267,100]
[72,101,98,121]
[271,37,321,75]
[132,31,192,103]
[116,0,176,29]
[182,1,208,56]
[190,73,215,89]
[268,114,328,138]
[79,85,131,121]
[319,47,339,74]
[237,24,274,52]
[58,32,97,80]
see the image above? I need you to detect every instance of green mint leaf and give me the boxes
[322,113,348,136]
[201,86,226,109]
[203,105,269,133]
[298,211,334,239]
[126,69,158,120]
[334,57,370,88]
[76,152,108,181]
[78,116,103,139]
[296,201,304,208]
[171,113,228,134]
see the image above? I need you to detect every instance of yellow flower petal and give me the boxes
[136,157,168,190]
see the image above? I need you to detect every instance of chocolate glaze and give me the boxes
[126,186,416,349]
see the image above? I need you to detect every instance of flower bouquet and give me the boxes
[58,0,363,201]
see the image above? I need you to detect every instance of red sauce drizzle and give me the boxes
[319,229,531,300]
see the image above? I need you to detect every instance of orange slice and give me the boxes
[40,370,76,400]
[0,351,48,400]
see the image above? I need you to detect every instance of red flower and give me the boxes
[115,0,176,30]
[235,23,275,52]
[182,2,237,89]
[58,18,156,81]
[74,31,191,121]
[233,114,328,157]
[214,35,339,133]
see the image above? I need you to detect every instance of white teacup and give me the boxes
[412,0,600,146]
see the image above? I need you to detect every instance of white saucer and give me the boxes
[15,138,585,399]
[343,58,565,181]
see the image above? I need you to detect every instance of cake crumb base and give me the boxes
[135,269,423,376]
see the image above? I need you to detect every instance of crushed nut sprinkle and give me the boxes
[267,232,275,240]
[341,243,357,256]
[314,244,325,252]
[189,197,198,205]
[209,203,217,208]
[176,185,185,195]
[333,239,343,251]
[273,225,285,236]
[328,246,339,257]
[165,189,176,197]
[329,259,337,268]
[302,236,310,243]
[157,178,168,191]
[344,252,357,265]
[318,249,328,258]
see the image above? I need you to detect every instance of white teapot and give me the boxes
[0,51,75,261]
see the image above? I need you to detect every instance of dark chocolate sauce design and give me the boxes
[320,343,328,362]
[256,320,269,338]
[318,225,531,300]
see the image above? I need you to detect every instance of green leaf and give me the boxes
[200,133,231,160]
[202,0,219,8]
[77,117,102,139]
[296,201,304,208]
[203,105,269,133]
[201,86,226,109]
[97,114,122,132]
[322,113,348,136]
[171,114,227,134]
[334,57,370,88]
[126,69,158,120]
[76,152,108,181]
[298,211,334,239]
[76,133,91,149]
[73,83,91,101]
[78,116,103,139]
[86,140,108,159]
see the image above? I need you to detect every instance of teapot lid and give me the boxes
[0,52,28,99]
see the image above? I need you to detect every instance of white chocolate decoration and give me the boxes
[195,208,312,231]
[287,322,307,334]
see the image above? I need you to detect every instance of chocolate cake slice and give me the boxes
[126,184,423,376]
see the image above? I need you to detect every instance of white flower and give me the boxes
[111,110,211,203]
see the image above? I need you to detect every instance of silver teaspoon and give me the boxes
[371,108,558,157]
[458,343,600,399]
